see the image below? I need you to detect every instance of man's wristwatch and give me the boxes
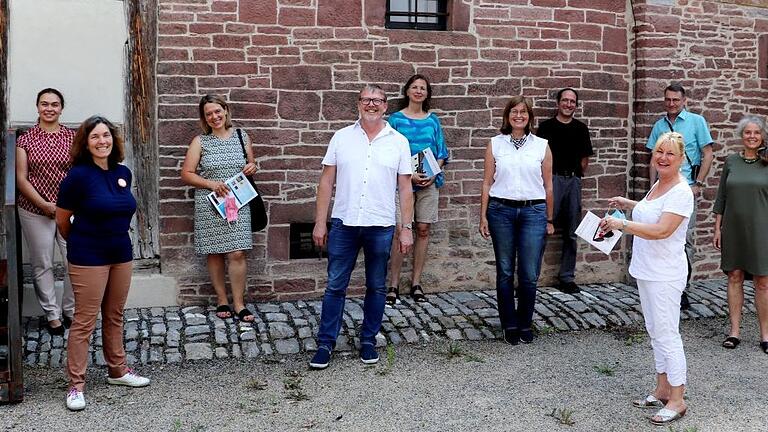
[694,180,705,187]
[402,223,413,230]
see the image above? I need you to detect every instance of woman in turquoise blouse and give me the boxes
[386,74,449,305]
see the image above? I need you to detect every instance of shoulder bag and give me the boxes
[236,128,268,231]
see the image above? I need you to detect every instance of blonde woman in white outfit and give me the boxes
[600,131,693,427]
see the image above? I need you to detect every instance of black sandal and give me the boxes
[385,287,399,306]
[235,307,255,322]
[215,305,233,319]
[760,341,768,354]
[409,285,427,303]
[721,336,740,349]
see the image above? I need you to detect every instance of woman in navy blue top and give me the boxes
[55,116,149,411]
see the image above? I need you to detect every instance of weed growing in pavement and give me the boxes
[246,378,268,390]
[441,342,484,362]
[464,352,486,363]
[283,376,303,391]
[547,407,576,426]
[386,343,395,367]
[376,344,396,376]
[444,342,465,359]
[171,418,182,432]
[285,389,311,402]
[625,332,646,346]
[283,369,310,402]
[593,362,618,376]
[537,326,558,336]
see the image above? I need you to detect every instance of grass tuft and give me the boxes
[547,407,576,426]
[593,362,618,376]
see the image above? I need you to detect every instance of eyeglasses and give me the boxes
[509,110,528,116]
[359,98,386,106]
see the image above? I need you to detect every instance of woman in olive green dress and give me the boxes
[713,115,768,354]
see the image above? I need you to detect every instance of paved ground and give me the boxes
[17,279,749,367]
[3,278,765,431]
[3,314,766,431]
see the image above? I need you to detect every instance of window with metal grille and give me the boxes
[386,0,448,31]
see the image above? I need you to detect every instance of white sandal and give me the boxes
[649,407,687,426]
[632,394,666,409]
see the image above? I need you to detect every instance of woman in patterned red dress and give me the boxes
[16,88,75,335]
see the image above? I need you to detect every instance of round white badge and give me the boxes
[117,178,127,187]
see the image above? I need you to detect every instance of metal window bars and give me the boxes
[386,0,449,31]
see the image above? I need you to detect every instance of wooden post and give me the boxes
[124,0,160,265]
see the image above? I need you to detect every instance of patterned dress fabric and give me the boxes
[193,132,252,255]
[16,125,74,214]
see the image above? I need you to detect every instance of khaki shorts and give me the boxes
[395,184,439,225]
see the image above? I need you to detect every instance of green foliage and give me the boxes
[547,407,576,426]
[593,362,618,376]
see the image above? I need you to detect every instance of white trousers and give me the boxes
[18,207,74,321]
[637,278,687,386]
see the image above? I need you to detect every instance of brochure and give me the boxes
[575,211,622,255]
[411,147,442,178]
[207,172,258,219]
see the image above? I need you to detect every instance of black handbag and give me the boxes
[236,129,268,232]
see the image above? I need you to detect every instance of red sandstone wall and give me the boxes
[156,0,767,303]
[632,0,768,281]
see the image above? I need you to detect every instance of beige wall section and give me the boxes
[7,0,127,125]
[22,274,180,317]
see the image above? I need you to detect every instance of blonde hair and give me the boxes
[654,131,685,156]
[198,94,233,134]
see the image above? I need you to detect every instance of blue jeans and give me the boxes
[486,200,547,331]
[316,219,395,349]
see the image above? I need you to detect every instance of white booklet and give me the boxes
[207,172,258,219]
[411,147,442,178]
[575,211,622,255]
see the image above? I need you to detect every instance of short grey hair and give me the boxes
[359,84,387,100]
[735,115,767,143]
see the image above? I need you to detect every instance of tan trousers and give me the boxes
[18,207,74,321]
[66,261,132,391]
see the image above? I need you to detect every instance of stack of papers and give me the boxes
[411,147,442,178]
[575,211,622,255]
[207,173,258,219]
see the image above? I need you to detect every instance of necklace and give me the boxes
[510,134,527,149]
[740,152,759,164]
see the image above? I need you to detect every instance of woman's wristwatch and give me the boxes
[622,219,628,229]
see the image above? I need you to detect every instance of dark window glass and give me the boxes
[386,0,448,31]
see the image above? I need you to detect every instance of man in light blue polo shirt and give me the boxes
[646,82,714,310]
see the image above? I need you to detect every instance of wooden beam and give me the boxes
[124,0,159,261]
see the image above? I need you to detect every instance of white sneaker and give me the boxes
[66,387,86,411]
[107,369,150,387]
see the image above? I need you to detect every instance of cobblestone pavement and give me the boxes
[20,278,746,367]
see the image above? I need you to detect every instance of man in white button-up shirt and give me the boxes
[309,84,414,369]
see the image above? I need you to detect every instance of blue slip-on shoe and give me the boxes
[359,344,379,364]
[309,346,332,369]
